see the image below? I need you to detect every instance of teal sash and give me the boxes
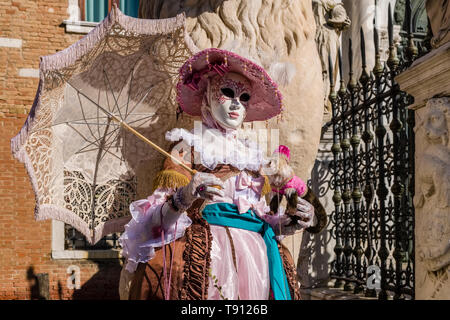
[202,202,292,300]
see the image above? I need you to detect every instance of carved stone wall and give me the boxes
[396,41,450,300]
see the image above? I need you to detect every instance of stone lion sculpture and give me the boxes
[415,97,450,210]
[138,0,324,182]
[414,97,450,299]
[426,0,450,49]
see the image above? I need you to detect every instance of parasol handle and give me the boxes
[116,117,226,191]
[112,117,225,190]
[112,115,224,190]
[113,117,223,190]
[109,114,196,175]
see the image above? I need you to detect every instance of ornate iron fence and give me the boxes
[324,2,429,300]
[64,224,121,250]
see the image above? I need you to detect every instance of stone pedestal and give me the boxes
[396,41,450,300]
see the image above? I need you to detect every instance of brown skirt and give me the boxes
[128,213,301,300]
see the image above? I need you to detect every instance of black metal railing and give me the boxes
[324,2,427,300]
[64,224,121,250]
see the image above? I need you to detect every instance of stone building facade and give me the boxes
[1,0,448,301]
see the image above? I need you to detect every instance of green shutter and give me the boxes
[85,0,109,23]
[120,0,139,18]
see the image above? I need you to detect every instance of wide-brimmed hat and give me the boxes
[176,48,283,122]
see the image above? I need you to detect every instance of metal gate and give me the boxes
[324,2,429,300]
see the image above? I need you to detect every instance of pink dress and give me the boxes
[120,170,290,300]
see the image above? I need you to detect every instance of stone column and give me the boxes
[341,0,399,82]
[396,41,450,300]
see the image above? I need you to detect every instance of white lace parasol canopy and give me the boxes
[11,6,198,244]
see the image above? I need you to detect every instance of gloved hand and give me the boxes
[292,197,316,228]
[176,172,225,210]
[162,172,225,228]
[281,197,316,235]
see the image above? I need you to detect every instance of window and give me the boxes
[64,225,121,251]
[79,0,139,22]
[52,220,122,259]
[64,0,140,34]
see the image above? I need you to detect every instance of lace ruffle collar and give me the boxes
[165,124,268,171]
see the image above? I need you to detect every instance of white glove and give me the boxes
[281,197,316,235]
[293,197,316,228]
[180,172,225,205]
[162,172,225,228]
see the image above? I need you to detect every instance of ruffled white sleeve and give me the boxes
[119,188,192,273]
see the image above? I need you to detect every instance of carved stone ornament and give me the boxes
[414,97,450,299]
[426,0,450,49]
[312,0,351,114]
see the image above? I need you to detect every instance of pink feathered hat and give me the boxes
[176,48,283,122]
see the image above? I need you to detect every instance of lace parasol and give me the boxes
[11,6,198,244]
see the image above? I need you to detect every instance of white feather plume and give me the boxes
[221,40,297,87]
[268,61,297,87]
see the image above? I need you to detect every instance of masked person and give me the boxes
[119,48,323,300]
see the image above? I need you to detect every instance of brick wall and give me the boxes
[0,1,121,300]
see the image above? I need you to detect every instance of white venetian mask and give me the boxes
[208,72,252,130]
